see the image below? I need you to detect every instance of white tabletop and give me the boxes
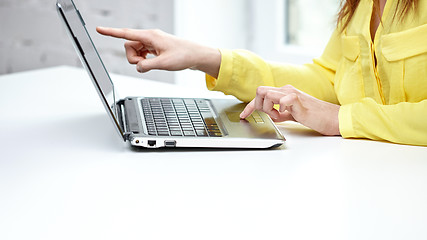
[1,66,426,240]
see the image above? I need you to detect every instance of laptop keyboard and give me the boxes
[141,98,223,137]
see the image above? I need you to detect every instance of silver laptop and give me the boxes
[56,0,285,149]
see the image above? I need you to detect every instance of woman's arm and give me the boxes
[340,98,427,146]
[96,27,221,78]
[206,29,343,104]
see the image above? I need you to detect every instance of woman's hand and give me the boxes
[96,27,221,78]
[240,85,341,136]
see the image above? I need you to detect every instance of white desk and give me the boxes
[1,66,427,240]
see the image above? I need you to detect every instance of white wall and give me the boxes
[0,0,175,83]
[174,0,249,89]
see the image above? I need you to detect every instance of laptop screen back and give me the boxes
[57,0,125,138]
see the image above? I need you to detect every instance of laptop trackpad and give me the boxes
[226,111,246,122]
[226,111,263,123]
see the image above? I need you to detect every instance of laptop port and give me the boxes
[147,140,156,147]
[164,140,176,147]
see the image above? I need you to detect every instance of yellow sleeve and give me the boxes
[339,98,427,146]
[206,30,342,104]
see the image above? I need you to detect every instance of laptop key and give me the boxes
[196,129,208,136]
[206,124,219,130]
[156,127,169,132]
[170,131,183,136]
[183,130,196,136]
[158,131,170,136]
[209,131,223,137]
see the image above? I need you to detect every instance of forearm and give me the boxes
[340,98,427,146]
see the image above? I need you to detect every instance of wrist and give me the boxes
[193,46,221,78]
[327,104,341,136]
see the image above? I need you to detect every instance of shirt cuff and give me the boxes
[339,104,356,138]
[205,49,233,91]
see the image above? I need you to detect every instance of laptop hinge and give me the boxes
[116,98,142,141]
[116,99,131,140]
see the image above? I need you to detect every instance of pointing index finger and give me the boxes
[96,27,142,42]
[240,99,256,119]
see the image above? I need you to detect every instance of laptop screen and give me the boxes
[57,0,124,138]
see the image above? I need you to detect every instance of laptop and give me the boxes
[56,0,285,149]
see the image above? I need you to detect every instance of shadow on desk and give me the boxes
[129,144,285,153]
[276,122,323,138]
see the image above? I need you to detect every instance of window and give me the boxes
[249,0,339,64]
[284,0,339,49]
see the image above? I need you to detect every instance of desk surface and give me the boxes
[1,66,427,240]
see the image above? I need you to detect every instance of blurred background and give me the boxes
[0,0,339,88]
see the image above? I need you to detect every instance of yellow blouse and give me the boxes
[206,0,427,146]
